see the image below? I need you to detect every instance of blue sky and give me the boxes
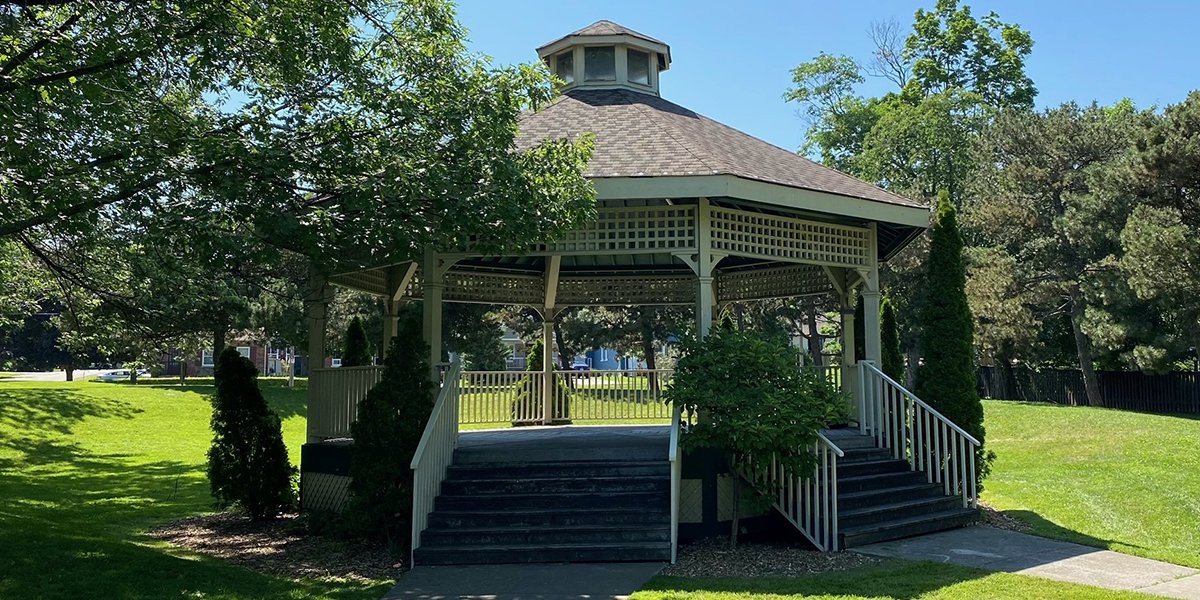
[456,0,1200,152]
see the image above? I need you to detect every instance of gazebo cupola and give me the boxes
[537,20,671,96]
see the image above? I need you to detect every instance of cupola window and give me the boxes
[554,50,574,84]
[584,46,616,81]
[627,48,650,85]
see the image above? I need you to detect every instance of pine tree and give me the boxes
[342,316,374,367]
[916,192,989,484]
[346,311,435,546]
[207,348,295,520]
[881,295,905,381]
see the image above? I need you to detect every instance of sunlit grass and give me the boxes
[982,400,1200,568]
[0,380,390,600]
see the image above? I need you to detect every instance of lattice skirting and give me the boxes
[300,472,351,513]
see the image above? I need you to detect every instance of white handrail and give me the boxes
[739,432,844,551]
[858,360,979,508]
[410,360,463,560]
[668,404,682,563]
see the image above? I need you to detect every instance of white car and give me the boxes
[95,369,151,382]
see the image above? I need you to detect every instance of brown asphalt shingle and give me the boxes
[537,20,668,52]
[516,88,925,209]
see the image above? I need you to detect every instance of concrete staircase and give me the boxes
[827,430,978,548]
[413,435,672,565]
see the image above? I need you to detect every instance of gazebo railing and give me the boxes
[457,368,674,426]
[308,365,384,439]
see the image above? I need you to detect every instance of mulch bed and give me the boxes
[661,537,880,578]
[979,502,1034,533]
[148,512,404,582]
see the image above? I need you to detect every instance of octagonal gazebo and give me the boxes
[300,21,980,566]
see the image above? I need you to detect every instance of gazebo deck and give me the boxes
[455,425,669,464]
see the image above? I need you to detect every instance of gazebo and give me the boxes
[299,21,979,565]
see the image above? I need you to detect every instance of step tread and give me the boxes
[417,540,671,552]
[839,495,960,518]
[423,523,669,535]
[838,470,925,483]
[840,507,977,535]
[438,490,666,499]
[434,506,669,516]
[447,475,667,484]
[839,482,941,499]
[450,460,668,469]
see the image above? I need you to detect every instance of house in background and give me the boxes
[499,326,645,370]
[161,340,297,377]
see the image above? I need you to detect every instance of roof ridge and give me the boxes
[628,94,722,175]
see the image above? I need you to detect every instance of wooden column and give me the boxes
[422,249,444,383]
[304,268,330,443]
[382,262,417,359]
[862,224,883,366]
[695,197,716,337]
[542,256,561,425]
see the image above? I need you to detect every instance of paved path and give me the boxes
[854,526,1200,599]
[1,370,104,381]
[382,562,665,600]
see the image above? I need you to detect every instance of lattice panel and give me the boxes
[329,269,387,296]
[531,205,697,255]
[557,275,696,306]
[710,207,870,267]
[717,264,832,302]
[406,271,545,305]
[300,472,351,513]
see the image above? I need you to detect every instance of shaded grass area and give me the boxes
[635,559,1159,600]
[982,400,1200,568]
[0,381,390,600]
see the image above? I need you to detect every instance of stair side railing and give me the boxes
[740,432,845,551]
[410,360,464,559]
[857,361,979,508]
[668,404,682,563]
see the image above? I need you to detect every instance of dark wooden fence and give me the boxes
[978,366,1200,414]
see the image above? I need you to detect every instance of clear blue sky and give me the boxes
[456,0,1200,152]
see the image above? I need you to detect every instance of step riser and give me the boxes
[442,479,669,495]
[836,461,911,478]
[838,472,928,493]
[839,498,965,529]
[448,465,669,479]
[838,486,942,511]
[841,450,895,463]
[454,449,665,464]
[841,512,979,547]
[430,512,669,528]
[421,528,670,546]
[414,546,672,565]
[435,493,667,511]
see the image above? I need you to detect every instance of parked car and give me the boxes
[95,369,151,382]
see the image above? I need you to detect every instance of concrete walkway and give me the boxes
[854,526,1200,599]
[382,562,666,600]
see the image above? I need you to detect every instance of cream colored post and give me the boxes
[542,316,556,425]
[305,268,329,443]
[422,249,444,383]
[862,224,883,366]
[841,291,857,402]
[695,197,715,336]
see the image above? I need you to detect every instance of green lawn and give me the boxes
[636,560,1159,600]
[982,399,1200,568]
[0,379,390,600]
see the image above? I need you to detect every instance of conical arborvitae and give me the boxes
[342,316,374,367]
[881,295,905,381]
[916,192,990,485]
[346,311,436,547]
[207,347,296,520]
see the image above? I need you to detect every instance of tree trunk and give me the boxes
[640,326,658,396]
[1068,286,1104,407]
[730,470,741,546]
[905,346,920,389]
[179,359,188,385]
[213,327,228,365]
[806,312,822,366]
[64,356,74,382]
[552,321,569,369]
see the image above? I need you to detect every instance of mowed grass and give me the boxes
[636,560,1161,600]
[0,379,390,600]
[457,374,672,430]
[982,400,1200,568]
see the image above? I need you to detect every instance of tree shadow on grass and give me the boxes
[1001,509,1151,555]
[133,383,309,421]
[642,559,998,600]
[0,439,387,599]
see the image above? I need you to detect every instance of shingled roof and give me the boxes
[517,89,924,209]
[537,20,668,52]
